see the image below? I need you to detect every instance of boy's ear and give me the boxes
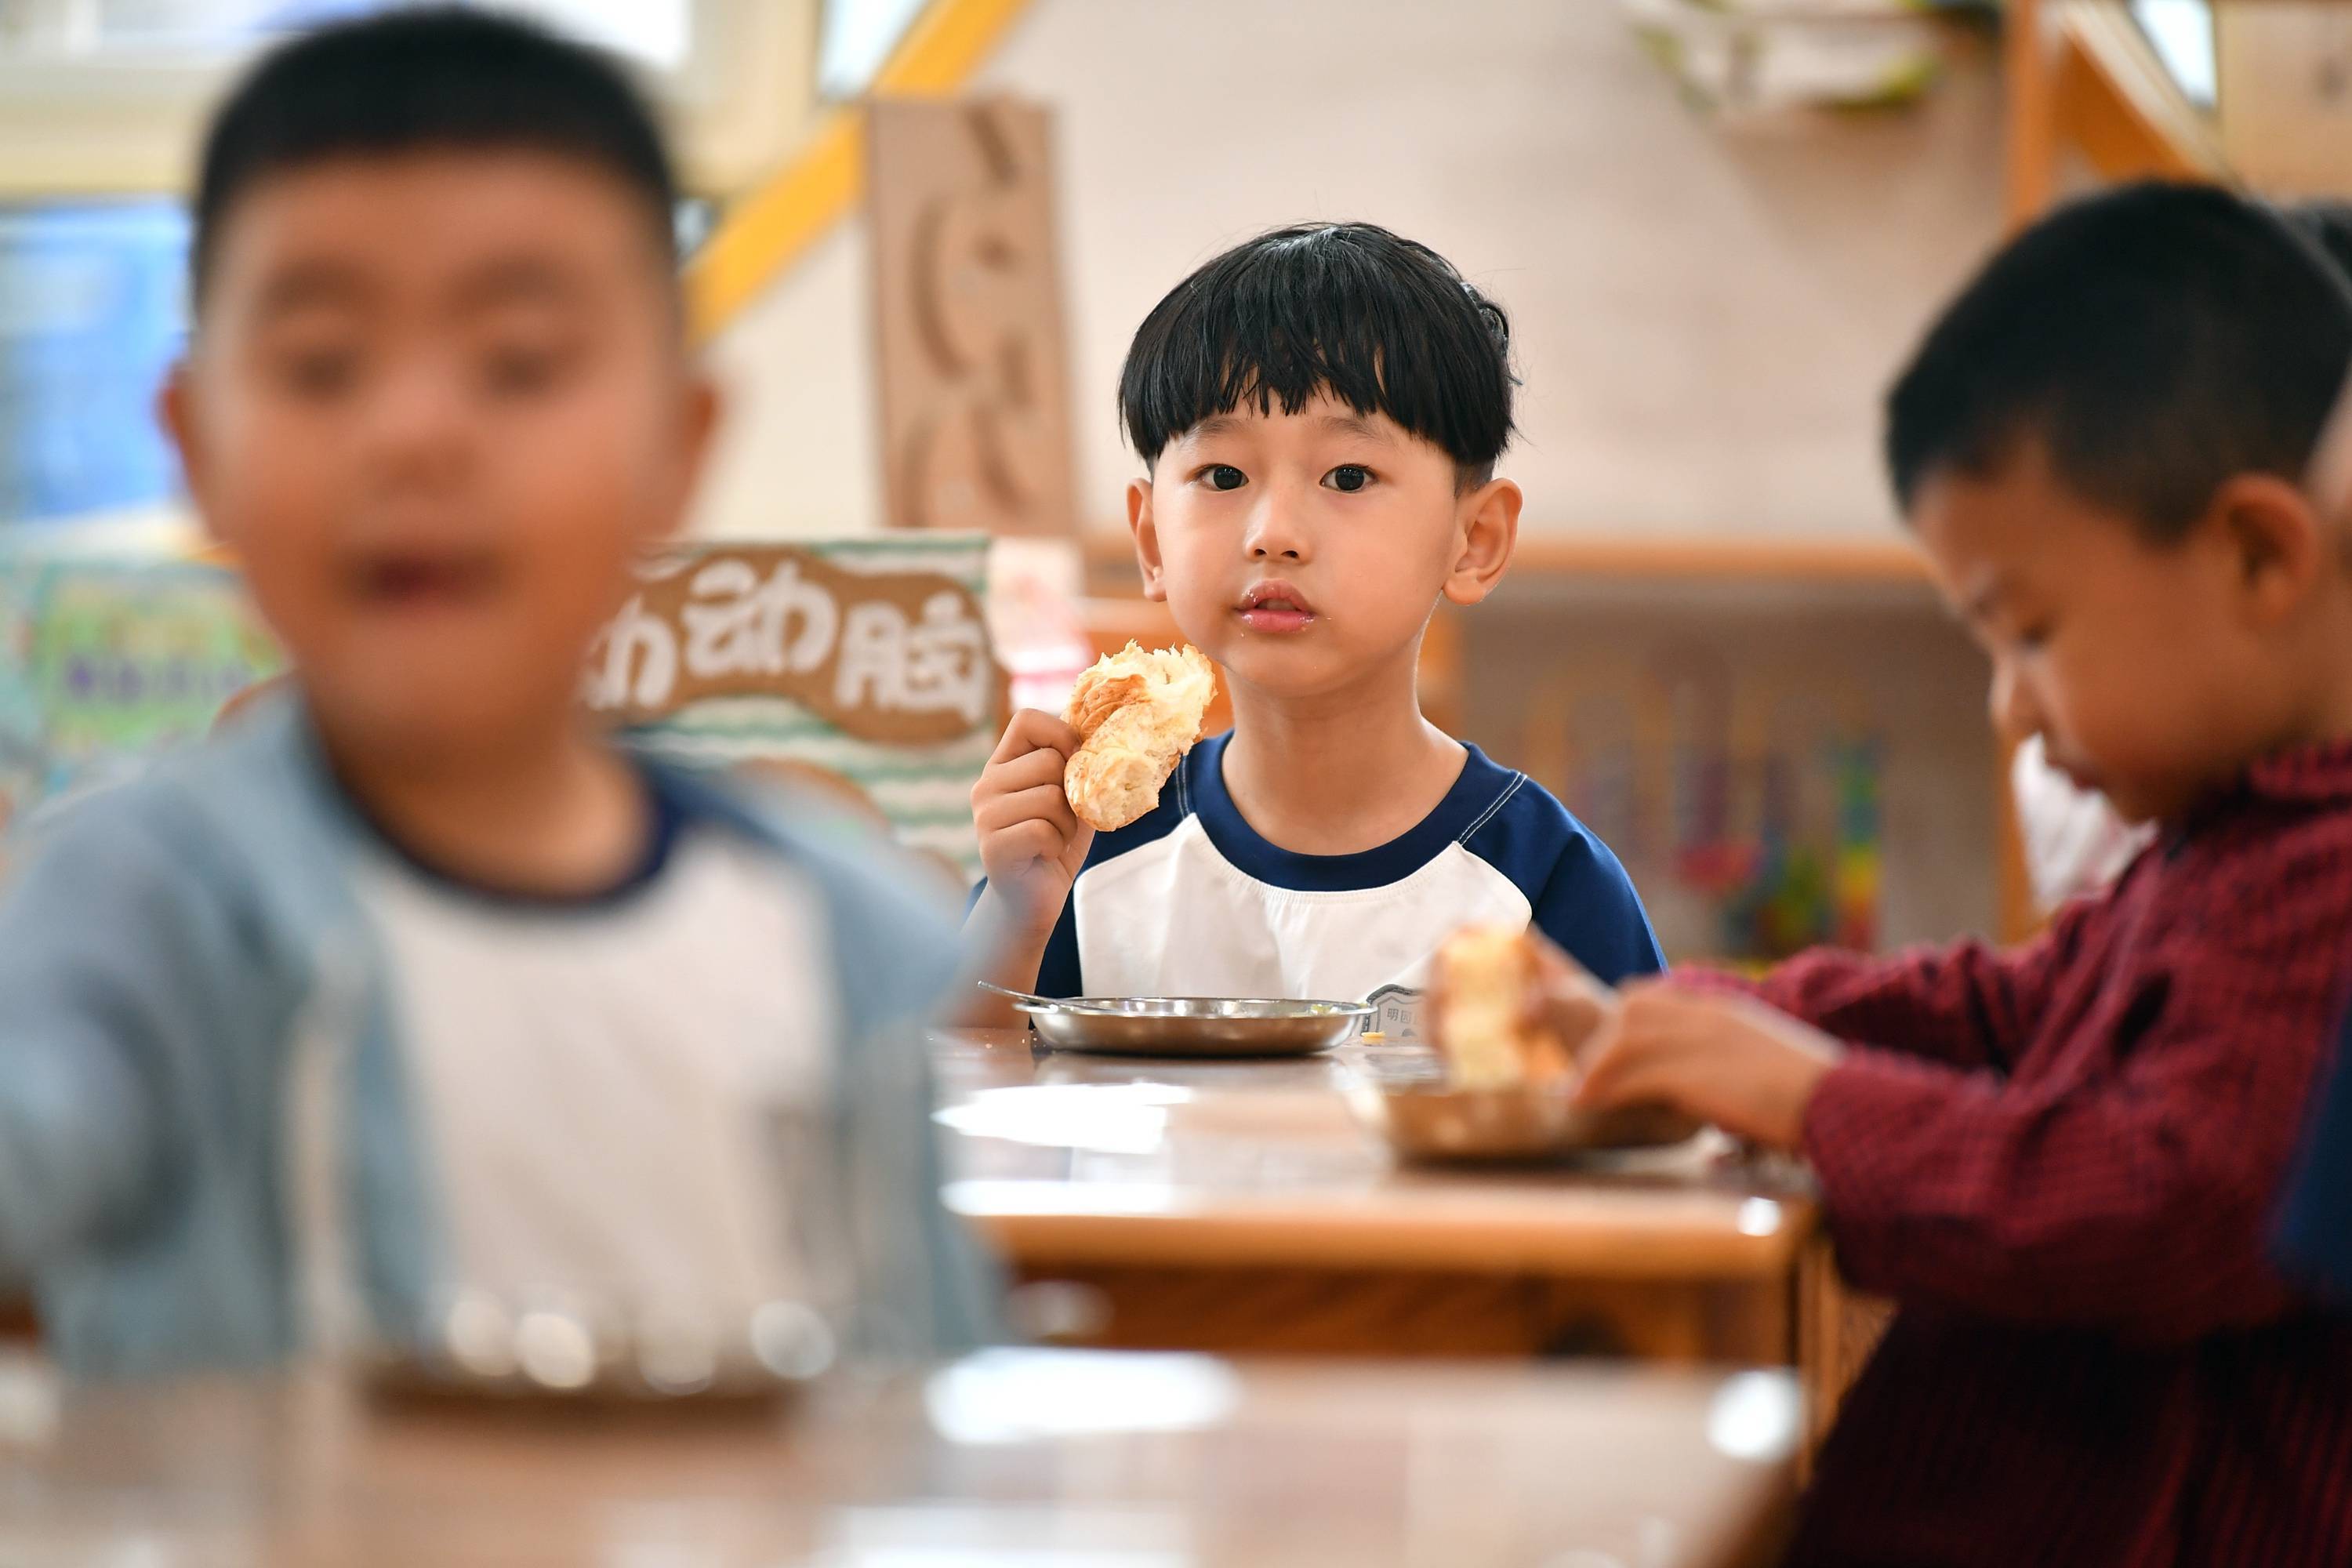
[158,361,226,548]
[1442,476,1522,608]
[2208,473,2327,628]
[1129,477,1168,602]
[648,372,724,545]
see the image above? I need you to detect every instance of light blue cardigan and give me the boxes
[0,696,997,1377]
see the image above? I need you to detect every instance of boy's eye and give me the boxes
[2014,621,2054,652]
[1323,464,1374,493]
[480,342,574,397]
[1200,464,1247,492]
[278,346,362,400]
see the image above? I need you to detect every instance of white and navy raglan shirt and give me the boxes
[347,768,840,1338]
[1016,733,1663,1035]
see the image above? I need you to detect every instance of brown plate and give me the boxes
[1345,1076,1704,1164]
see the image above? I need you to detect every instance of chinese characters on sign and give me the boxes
[583,544,1003,742]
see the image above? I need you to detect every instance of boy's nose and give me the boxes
[1989,660,2045,746]
[1243,499,1310,563]
[361,361,472,492]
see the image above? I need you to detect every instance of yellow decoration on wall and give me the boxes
[684,0,1038,346]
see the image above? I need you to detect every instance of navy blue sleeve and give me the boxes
[1461,776,1665,987]
[1532,830,1667,986]
[2278,1016,2352,1303]
[964,875,1084,998]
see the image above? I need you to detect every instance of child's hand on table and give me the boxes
[972,710,1096,938]
[1512,935,1843,1153]
[1572,983,1843,1153]
[1510,929,1621,1053]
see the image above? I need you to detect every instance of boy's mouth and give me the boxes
[345,549,505,613]
[1236,579,1318,633]
[2038,740,2112,800]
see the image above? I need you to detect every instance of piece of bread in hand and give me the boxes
[1432,925,1577,1090]
[1062,641,1217,831]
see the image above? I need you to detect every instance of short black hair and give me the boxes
[191,5,678,304]
[1118,223,1516,489]
[1884,181,2352,541]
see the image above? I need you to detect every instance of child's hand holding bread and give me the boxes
[1428,925,1616,1088]
[1432,926,1844,1152]
[967,643,1215,1007]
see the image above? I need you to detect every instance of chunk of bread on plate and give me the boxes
[1432,925,1576,1090]
[1062,641,1216,832]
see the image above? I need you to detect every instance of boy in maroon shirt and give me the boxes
[1516,183,2352,1566]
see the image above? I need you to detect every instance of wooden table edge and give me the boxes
[964,1206,1816,1279]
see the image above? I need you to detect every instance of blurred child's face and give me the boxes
[1915,443,2309,825]
[1130,392,1517,703]
[165,151,716,760]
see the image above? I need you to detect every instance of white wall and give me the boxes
[693,0,2006,541]
[695,223,883,539]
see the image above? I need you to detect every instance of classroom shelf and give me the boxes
[1082,529,1933,586]
[1500,535,1932,584]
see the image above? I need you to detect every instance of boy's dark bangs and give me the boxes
[1132,286,1406,452]
[1120,228,1512,478]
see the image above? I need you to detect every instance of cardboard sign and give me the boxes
[614,535,1000,882]
[0,541,1002,884]
[867,97,1076,536]
[583,543,1001,744]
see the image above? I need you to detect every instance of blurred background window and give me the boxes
[0,193,705,534]
[0,198,186,528]
[2131,0,2216,107]
[816,0,929,99]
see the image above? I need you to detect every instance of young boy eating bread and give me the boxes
[964,224,1663,1027]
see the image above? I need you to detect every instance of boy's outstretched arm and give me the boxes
[1577,863,2345,1345]
[0,799,205,1283]
[956,710,1094,1029]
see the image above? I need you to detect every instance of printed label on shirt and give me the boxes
[1365,984,1425,1042]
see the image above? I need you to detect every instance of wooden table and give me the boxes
[0,1351,1799,1566]
[935,1032,1828,1373]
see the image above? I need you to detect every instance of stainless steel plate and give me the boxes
[1014,996,1375,1057]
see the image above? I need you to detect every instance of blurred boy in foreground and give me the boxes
[0,8,992,1377]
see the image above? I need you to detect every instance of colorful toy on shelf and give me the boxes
[1530,654,1886,964]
